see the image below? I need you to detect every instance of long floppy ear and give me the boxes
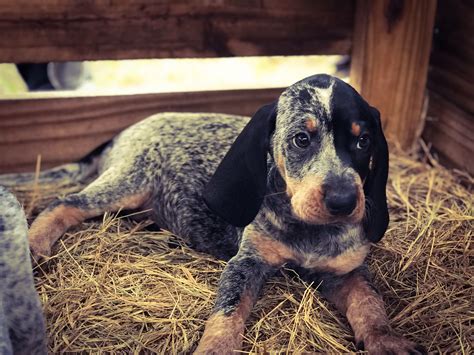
[363,106,389,243]
[203,103,277,227]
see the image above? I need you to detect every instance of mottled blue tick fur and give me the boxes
[0,187,47,355]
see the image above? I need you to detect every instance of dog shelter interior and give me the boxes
[0,0,472,353]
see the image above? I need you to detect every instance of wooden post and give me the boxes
[351,0,437,149]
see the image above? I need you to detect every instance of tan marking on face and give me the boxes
[290,174,365,225]
[276,154,286,178]
[305,118,318,132]
[351,122,361,136]
[284,176,297,198]
[245,228,295,266]
[276,154,294,197]
[195,292,253,354]
[289,175,333,224]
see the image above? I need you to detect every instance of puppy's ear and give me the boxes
[203,103,277,227]
[363,107,389,243]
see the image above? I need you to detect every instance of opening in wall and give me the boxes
[0,55,348,97]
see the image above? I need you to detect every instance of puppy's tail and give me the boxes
[0,140,111,187]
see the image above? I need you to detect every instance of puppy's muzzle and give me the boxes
[323,175,358,216]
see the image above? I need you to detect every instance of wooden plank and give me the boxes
[0,0,354,62]
[350,0,437,149]
[422,0,474,173]
[429,58,474,114]
[0,88,283,173]
[423,92,474,175]
[427,0,474,114]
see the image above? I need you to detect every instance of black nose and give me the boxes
[324,183,357,216]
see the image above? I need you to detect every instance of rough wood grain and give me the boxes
[423,92,474,175]
[0,88,283,173]
[0,0,354,62]
[351,0,437,149]
[423,0,474,173]
[428,0,474,114]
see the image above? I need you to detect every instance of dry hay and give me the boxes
[10,146,473,354]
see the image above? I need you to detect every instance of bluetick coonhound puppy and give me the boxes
[10,74,425,354]
[0,187,47,355]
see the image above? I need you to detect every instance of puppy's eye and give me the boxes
[356,134,370,150]
[292,133,311,149]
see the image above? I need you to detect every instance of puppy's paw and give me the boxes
[358,332,426,355]
[194,334,241,355]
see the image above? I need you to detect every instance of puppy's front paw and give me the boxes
[358,332,427,355]
[194,336,240,355]
[194,323,242,355]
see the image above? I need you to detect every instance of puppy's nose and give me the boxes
[323,176,357,216]
[324,189,357,215]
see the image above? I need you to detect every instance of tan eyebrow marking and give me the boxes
[305,118,318,132]
[351,122,361,136]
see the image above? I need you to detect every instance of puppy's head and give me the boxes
[274,75,373,225]
[204,74,389,241]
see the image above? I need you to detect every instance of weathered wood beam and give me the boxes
[0,88,283,173]
[351,0,437,149]
[423,0,474,173]
[427,0,474,115]
[423,93,474,175]
[0,0,354,62]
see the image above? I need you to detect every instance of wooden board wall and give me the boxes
[351,0,437,149]
[0,88,283,173]
[423,0,474,174]
[0,0,354,62]
[0,0,443,174]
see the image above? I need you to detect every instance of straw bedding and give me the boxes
[11,146,473,354]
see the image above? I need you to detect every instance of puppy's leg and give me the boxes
[319,267,426,354]
[195,252,277,354]
[29,168,150,259]
[195,227,293,354]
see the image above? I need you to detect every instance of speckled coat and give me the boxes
[0,187,47,355]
